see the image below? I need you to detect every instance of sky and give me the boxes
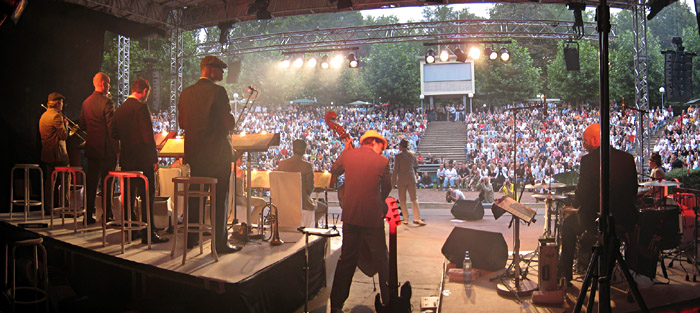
[360,1,696,22]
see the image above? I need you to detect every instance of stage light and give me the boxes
[248,0,272,20]
[348,53,359,68]
[279,57,291,68]
[425,49,436,64]
[467,46,481,60]
[335,0,353,9]
[320,55,330,69]
[485,47,498,60]
[330,54,344,68]
[306,56,317,68]
[439,49,450,62]
[500,48,510,62]
[293,56,304,68]
[454,47,467,62]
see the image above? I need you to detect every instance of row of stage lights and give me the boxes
[279,53,359,69]
[425,46,510,63]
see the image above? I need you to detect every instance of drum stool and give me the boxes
[171,177,218,265]
[9,164,44,222]
[50,167,87,232]
[102,171,152,254]
[4,232,48,313]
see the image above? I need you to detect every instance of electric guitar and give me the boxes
[375,196,412,313]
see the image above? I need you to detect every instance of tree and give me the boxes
[546,40,600,104]
[363,41,422,106]
[422,5,479,21]
[475,41,541,106]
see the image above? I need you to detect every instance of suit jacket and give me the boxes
[575,146,638,231]
[331,146,392,228]
[392,149,418,186]
[39,108,69,163]
[278,154,316,211]
[177,78,235,168]
[112,97,157,169]
[79,91,118,160]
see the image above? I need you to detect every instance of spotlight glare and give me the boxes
[280,58,290,68]
[293,57,304,68]
[500,48,510,62]
[439,49,450,62]
[485,47,498,60]
[320,55,330,69]
[467,47,481,60]
[330,54,344,68]
[425,49,436,64]
[306,57,317,68]
[348,53,359,68]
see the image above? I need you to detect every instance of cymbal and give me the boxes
[547,182,568,188]
[524,184,539,189]
[532,193,567,200]
[639,181,681,187]
[637,187,650,195]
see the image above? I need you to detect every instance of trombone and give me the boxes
[41,103,86,143]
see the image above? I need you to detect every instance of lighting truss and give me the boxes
[169,8,183,133]
[117,35,130,107]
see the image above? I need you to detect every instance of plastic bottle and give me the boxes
[463,251,473,284]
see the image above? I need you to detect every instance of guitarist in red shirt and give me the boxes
[329,130,392,312]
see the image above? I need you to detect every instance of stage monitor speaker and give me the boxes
[563,46,580,71]
[441,227,507,271]
[450,199,483,220]
[227,59,241,84]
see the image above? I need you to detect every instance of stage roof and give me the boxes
[58,0,642,32]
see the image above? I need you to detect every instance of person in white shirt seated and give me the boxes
[445,187,466,203]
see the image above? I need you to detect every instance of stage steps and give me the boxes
[417,121,467,163]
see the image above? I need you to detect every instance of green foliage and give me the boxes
[546,40,600,104]
[421,5,479,21]
[666,168,700,190]
[363,42,422,106]
[475,42,541,106]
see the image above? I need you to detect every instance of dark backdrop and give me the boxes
[0,1,162,211]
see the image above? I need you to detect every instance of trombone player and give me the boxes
[39,92,69,216]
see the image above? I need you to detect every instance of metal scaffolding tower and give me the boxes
[169,9,184,133]
[117,35,130,106]
[633,1,650,173]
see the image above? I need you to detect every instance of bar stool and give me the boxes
[50,167,87,232]
[102,171,152,254]
[9,164,44,222]
[4,232,48,313]
[171,177,218,265]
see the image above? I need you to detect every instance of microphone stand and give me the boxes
[230,88,258,239]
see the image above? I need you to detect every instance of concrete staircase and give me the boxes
[417,121,467,162]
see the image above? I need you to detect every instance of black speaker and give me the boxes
[563,46,580,71]
[450,200,484,220]
[441,227,508,271]
[227,59,241,84]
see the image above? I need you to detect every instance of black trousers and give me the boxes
[42,161,69,215]
[330,223,390,309]
[121,162,156,233]
[86,157,116,219]
[188,161,230,248]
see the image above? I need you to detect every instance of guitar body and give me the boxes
[375,196,412,313]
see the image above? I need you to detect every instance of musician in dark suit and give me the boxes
[178,56,240,254]
[39,92,69,215]
[330,130,392,312]
[112,78,168,244]
[277,139,328,223]
[559,123,638,284]
[79,72,118,224]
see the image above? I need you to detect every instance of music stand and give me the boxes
[157,136,185,158]
[492,196,538,299]
[297,227,340,313]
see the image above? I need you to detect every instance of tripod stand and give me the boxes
[574,215,648,313]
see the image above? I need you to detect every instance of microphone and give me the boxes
[247,86,257,92]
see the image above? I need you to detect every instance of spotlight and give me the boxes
[330,54,344,68]
[467,46,481,60]
[454,47,467,62]
[348,53,359,68]
[333,0,353,9]
[306,56,317,68]
[320,55,330,69]
[248,0,272,20]
[293,56,304,68]
[439,49,450,62]
[279,57,291,68]
[485,47,498,60]
[425,49,436,64]
[500,48,510,62]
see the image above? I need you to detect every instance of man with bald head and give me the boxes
[80,72,118,224]
[558,123,638,284]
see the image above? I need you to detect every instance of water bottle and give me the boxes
[463,251,473,284]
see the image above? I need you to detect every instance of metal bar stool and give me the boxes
[50,167,87,232]
[171,177,218,265]
[102,171,152,254]
[4,233,48,313]
[9,164,44,222]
